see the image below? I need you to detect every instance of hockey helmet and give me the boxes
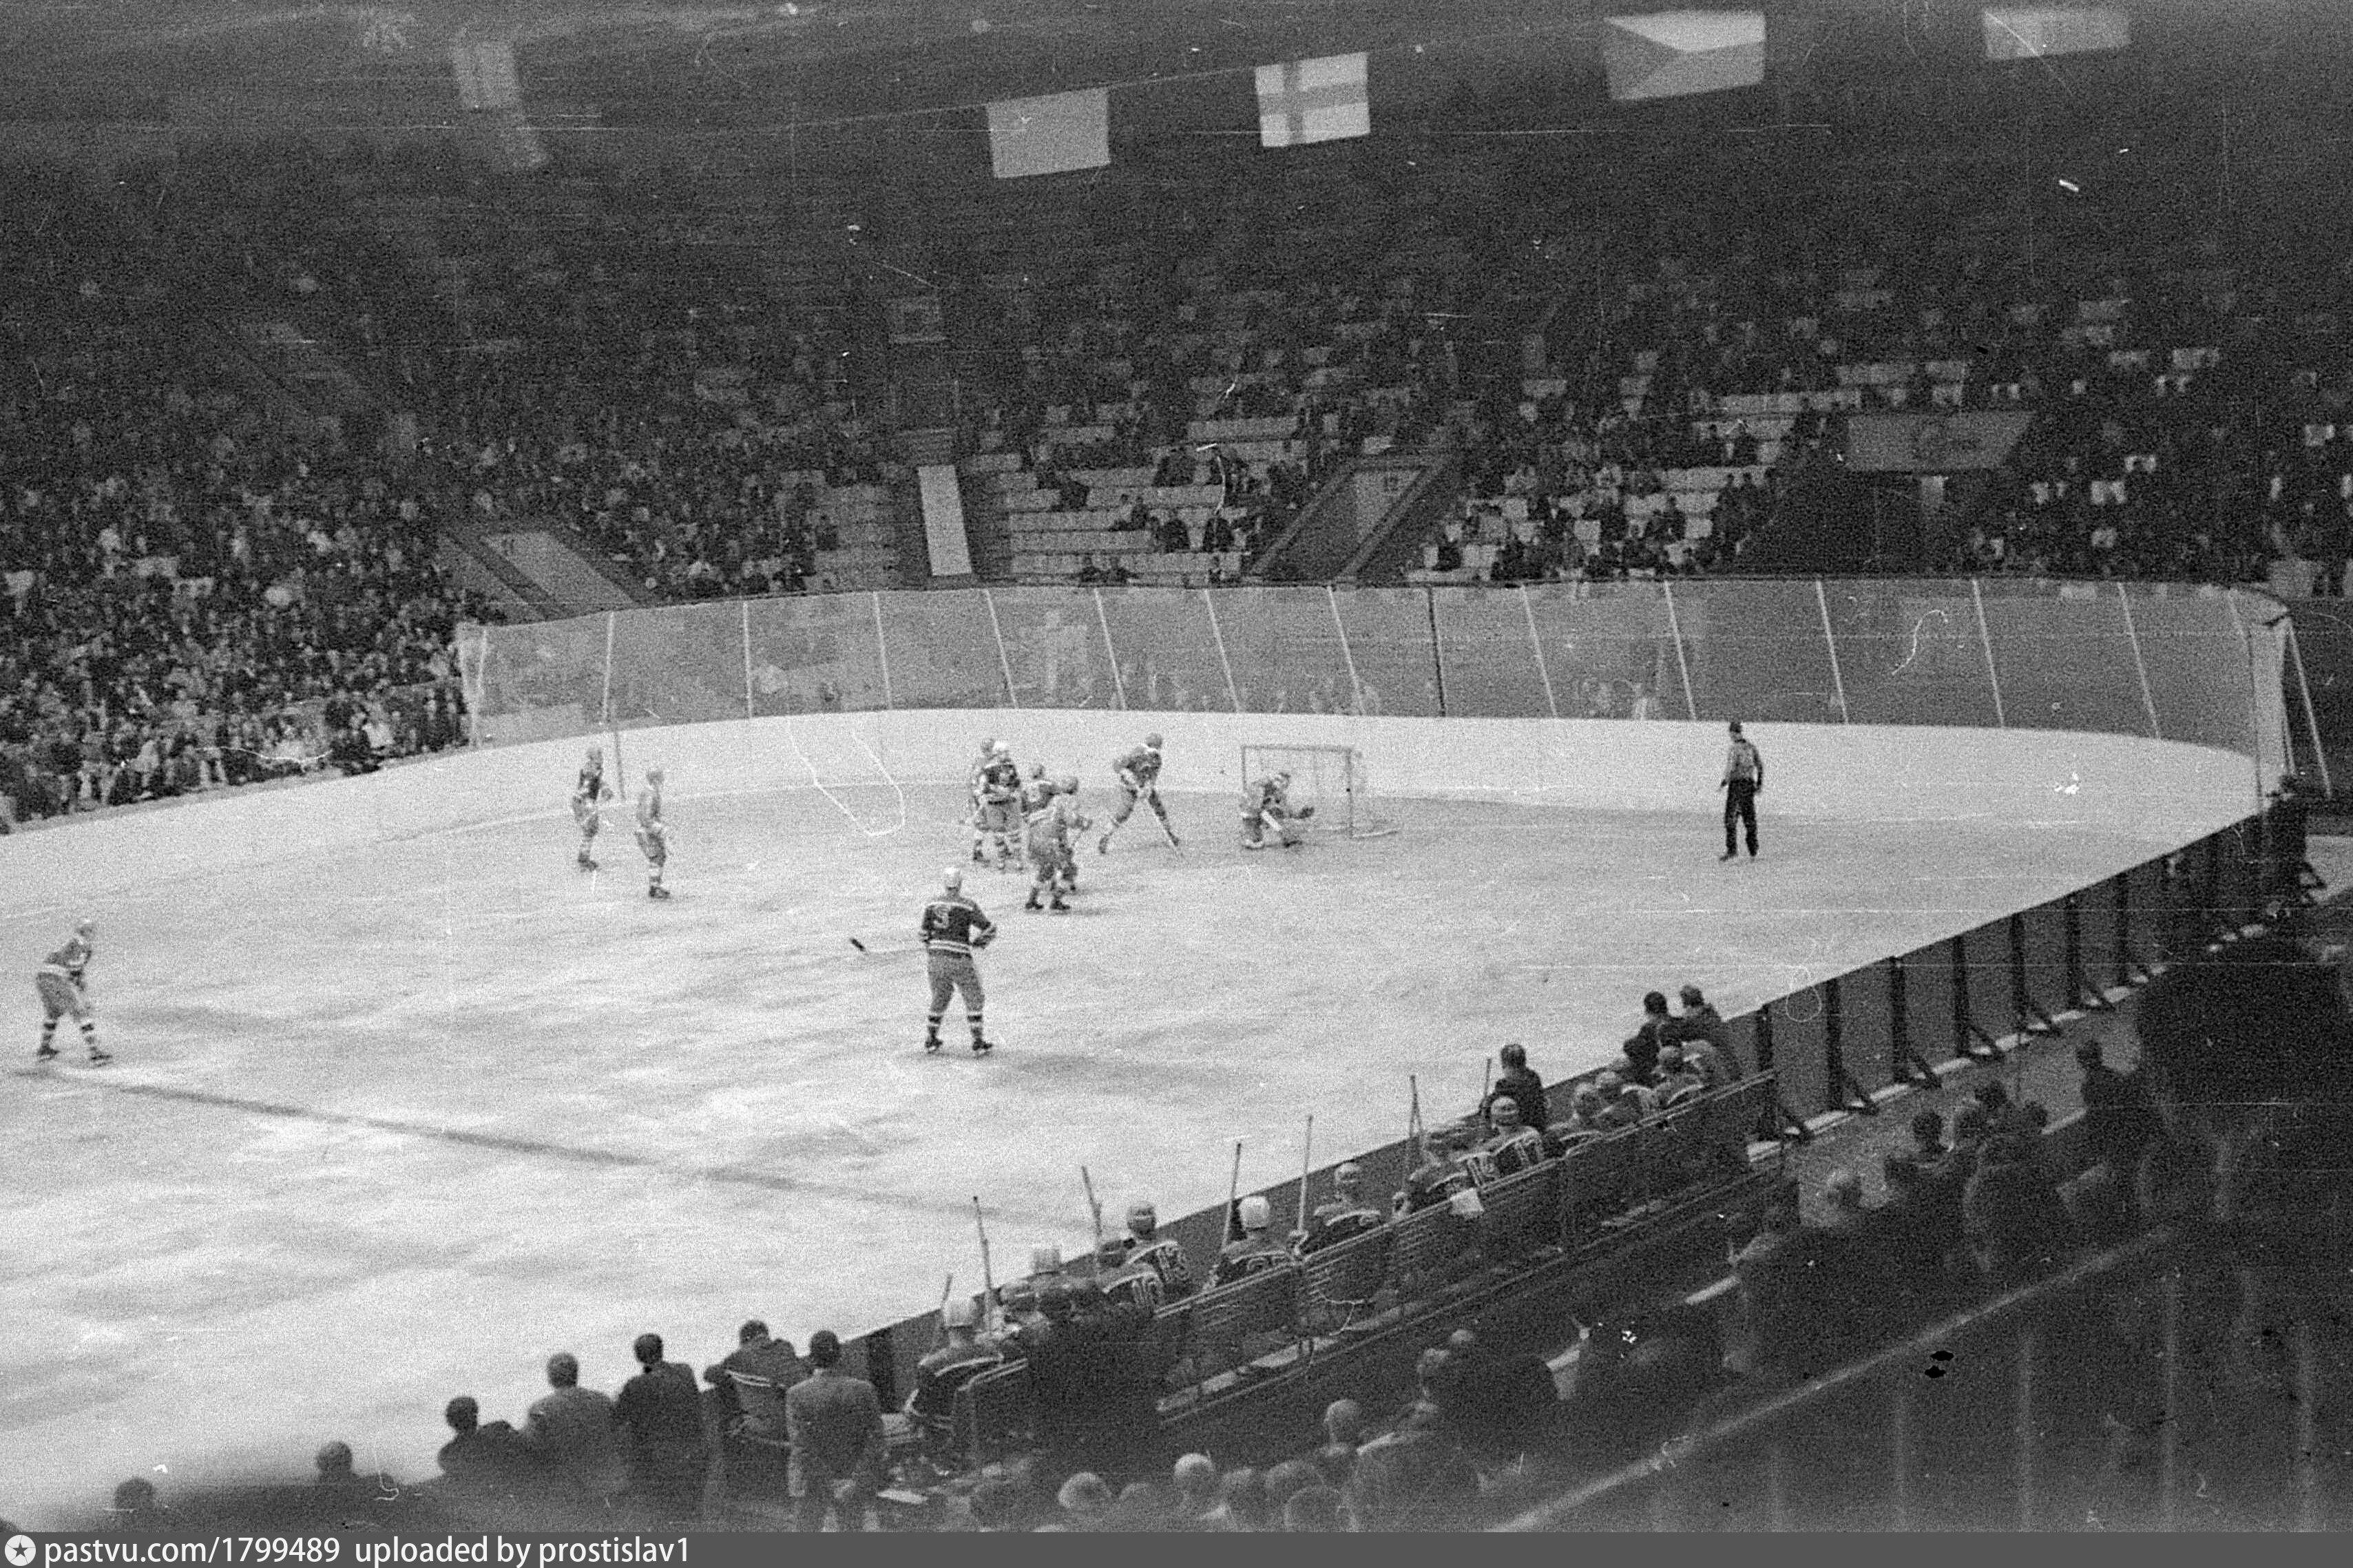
[1127,1200,1158,1231]
[1058,774,1079,795]
[941,1296,979,1330]
[1028,1243,1063,1275]
[585,745,603,764]
[943,866,965,892]
[1238,1195,1272,1232]
[1028,762,1046,780]
[991,740,1012,757]
[75,917,96,938]
[646,768,665,786]
[1144,732,1164,750]
[978,735,996,754]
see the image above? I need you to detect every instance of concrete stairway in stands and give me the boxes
[897,427,978,587]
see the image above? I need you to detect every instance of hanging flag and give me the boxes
[1256,52,1370,149]
[450,41,523,112]
[1603,12,1766,102]
[986,87,1111,180]
[1980,6,2130,61]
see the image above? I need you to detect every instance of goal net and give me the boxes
[1239,744,1401,839]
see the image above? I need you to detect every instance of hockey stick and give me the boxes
[1295,1114,1314,1236]
[972,1197,996,1334]
[1220,1139,1244,1244]
[848,937,925,957]
[1081,1165,1104,1261]
[934,1273,955,1350]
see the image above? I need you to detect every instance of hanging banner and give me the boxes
[1845,410,2031,472]
[1256,52,1371,148]
[987,87,1111,179]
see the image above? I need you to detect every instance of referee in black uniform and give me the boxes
[1719,720,1764,861]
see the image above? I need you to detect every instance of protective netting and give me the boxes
[461,581,2288,774]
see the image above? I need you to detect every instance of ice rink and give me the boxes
[0,777,2177,1521]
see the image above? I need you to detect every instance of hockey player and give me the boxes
[966,736,999,864]
[1098,732,1176,853]
[35,918,108,1065]
[976,742,1023,868]
[1019,763,1058,817]
[1022,775,1091,913]
[570,746,611,870]
[636,769,672,899]
[919,867,998,1055]
[1240,769,1313,850]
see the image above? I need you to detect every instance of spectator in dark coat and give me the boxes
[1624,990,1676,1079]
[783,1330,885,1532]
[1963,1132,2078,1287]
[1482,1041,1548,1131]
[2076,1038,2159,1181]
[436,1396,545,1521]
[1344,1421,1481,1529]
[614,1334,709,1525]
[1671,984,1735,1080]
[521,1352,626,1509]
[1878,1150,1960,1309]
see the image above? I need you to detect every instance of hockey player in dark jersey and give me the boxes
[570,746,611,870]
[1022,777,1090,913]
[919,867,998,1054]
[35,919,108,1065]
[636,769,673,899]
[1098,733,1177,853]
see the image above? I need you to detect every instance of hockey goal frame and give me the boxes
[1239,744,1401,840]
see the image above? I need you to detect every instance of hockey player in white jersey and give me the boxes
[1023,776,1091,912]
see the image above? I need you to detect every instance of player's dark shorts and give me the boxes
[36,972,87,1020]
[927,950,984,1013]
[636,826,667,865]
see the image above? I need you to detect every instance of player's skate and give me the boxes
[34,1044,59,1064]
[85,1047,111,1065]
[1023,894,1043,912]
[578,855,598,872]
[923,1033,942,1054]
[1049,897,1071,913]
[648,885,673,899]
[970,1037,996,1055]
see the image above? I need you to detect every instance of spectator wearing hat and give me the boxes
[784,1330,884,1532]
[1482,1041,1549,1131]
[1211,1195,1291,1286]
